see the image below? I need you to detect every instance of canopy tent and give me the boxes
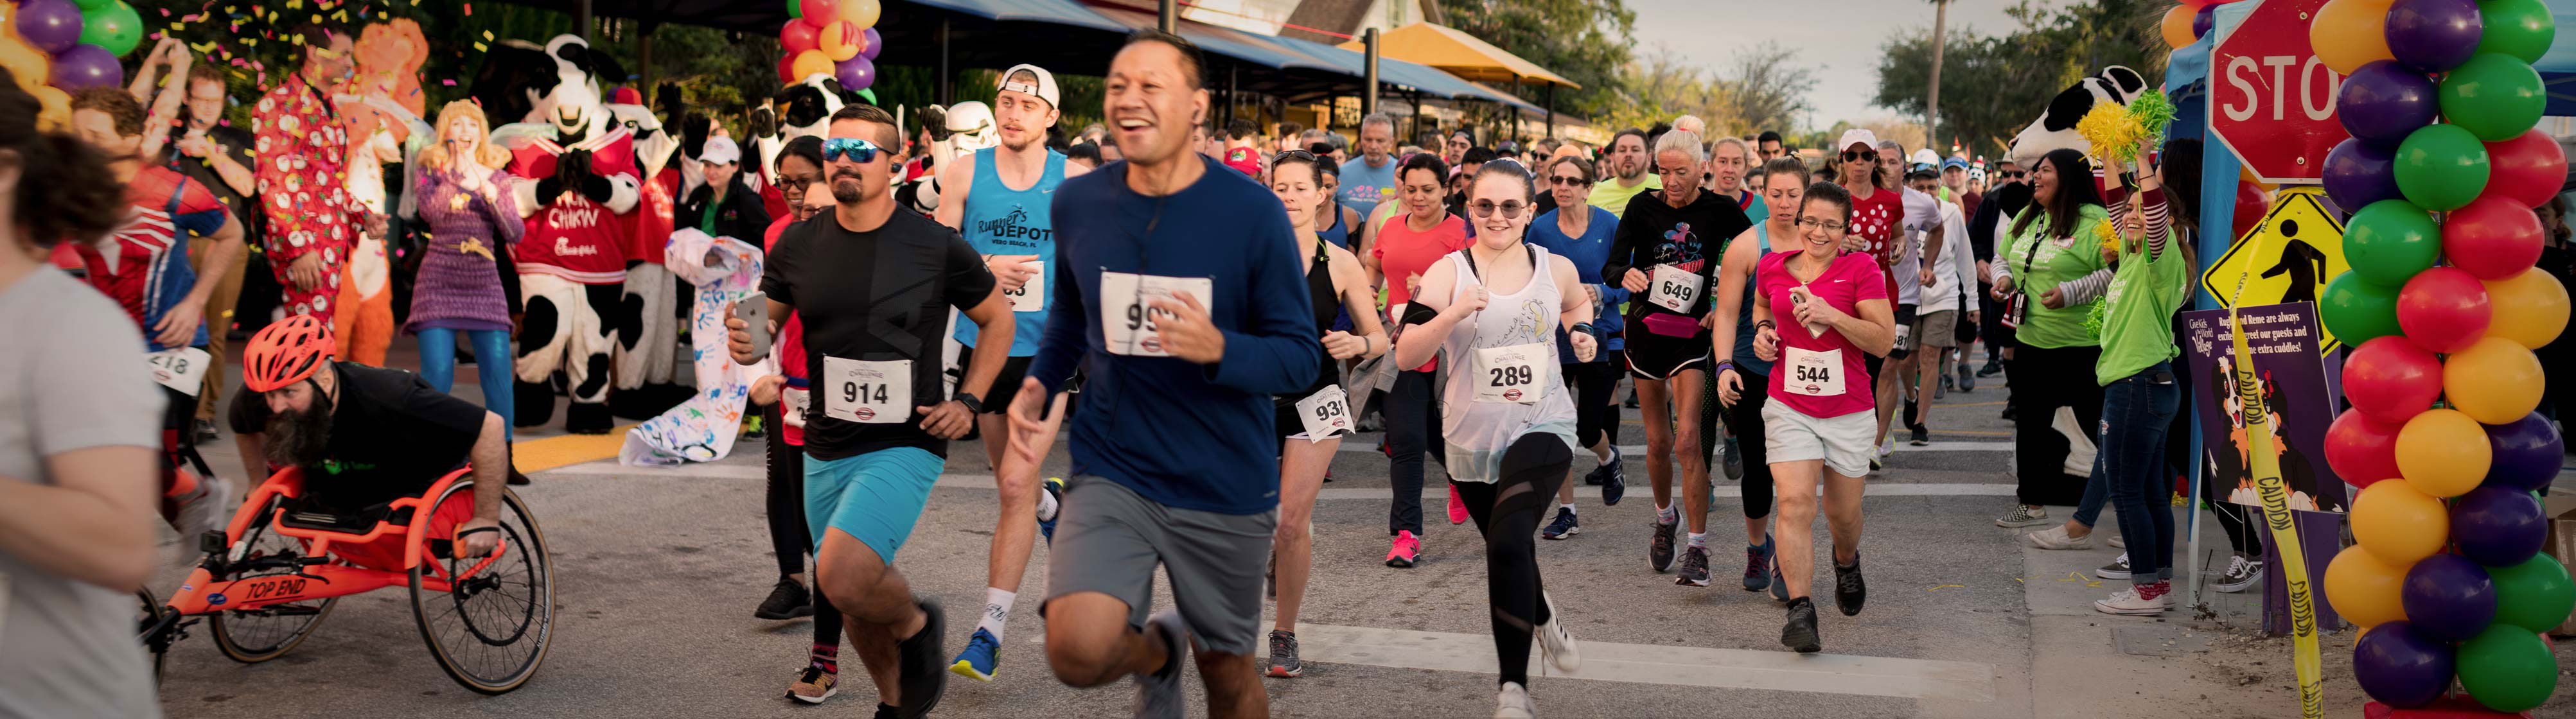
[1332,22,1576,89]
[2537,0,2576,116]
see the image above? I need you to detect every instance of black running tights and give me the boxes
[762,403,845,651]
[1452,434,1574,687]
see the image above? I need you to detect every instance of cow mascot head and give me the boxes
[2006,66,2148,170]
[474,35,628,146]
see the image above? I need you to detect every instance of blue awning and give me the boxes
[1091,6,1346,74]
[906,0,1133,31]
[2534,1,2576,115]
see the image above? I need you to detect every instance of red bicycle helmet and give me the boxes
[242,315,337,392]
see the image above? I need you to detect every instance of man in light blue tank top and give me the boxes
[1336,113,1400,218]
[929,62,1091,683]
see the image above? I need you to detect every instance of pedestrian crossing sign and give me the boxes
[2198,187,2349,352]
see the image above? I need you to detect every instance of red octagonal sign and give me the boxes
[2210,0,2352,184]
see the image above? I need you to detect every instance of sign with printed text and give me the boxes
[2198,187,2348,353]
[2178,304,2346,513]
[2209,0,2351,184]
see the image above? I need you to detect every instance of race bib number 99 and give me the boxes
[1472,343,1549,404]
[1647,264,1702,313]
[1782,345,1845,397]
[822,356,911,424]
[1100,271,1215,358]
[1003,260,1045,313]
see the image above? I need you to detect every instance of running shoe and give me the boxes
[2108,534,2126,550]
[743,413,768,439]
[192,417,220,444]
[1386,530,1421,568]
[1876,434,1896,460]
[1535,591,1579,673]
[1447,484,1469,525]
[1541,507,1580,540]
[1781,597,1822,654]
[1136,611,1188,718]
[788,665,838,704]
[172,472,239,548]
[1957,361,1977,391]
[1599,449,1627,506]
[2020,524,2092,550]
[1909,426,1929,446]
[948,628,1001,682]
[893,597,949,718]
[1266,629,1303,678]
[1769,560,1790,602]
[1037,476,1065,545]
[1999,404,2015,421]
[1675,544,1713,587]
[2094,581,2171,616]
[1977,358,2004,377]
[1648,517,1678,573]
[1722,438,1744,481]
[1494,681,1537,718]
[1993,505,2050,528]
[2213,553,2263,594]
[1743,538,1773,592]
[1832,551,1866,616]
[2097,553,2133,580]
[755,577,815,620]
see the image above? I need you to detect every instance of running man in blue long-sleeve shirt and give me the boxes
[1000,30,1322,719]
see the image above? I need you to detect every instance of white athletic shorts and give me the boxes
[1761,401,1877,478]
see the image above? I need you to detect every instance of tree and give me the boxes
[1711,41,1818,136]
[1873,0,2168,160]
[1434,0,1637,117]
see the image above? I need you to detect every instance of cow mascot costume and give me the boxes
[476,35,640,435]
[606,87,694,418]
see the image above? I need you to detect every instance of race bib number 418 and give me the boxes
[1100,271,1214,358]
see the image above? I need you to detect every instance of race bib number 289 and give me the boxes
[1099,270,1214,358]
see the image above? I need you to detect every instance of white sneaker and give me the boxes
[2094,585,2169,615]
[2021,524,2093,550]
[2107,534,2125,549]
[1494,681,1537,718]
[2212,553,2263,593]
[1876,435,1896,459]
[1535,591,1579,673]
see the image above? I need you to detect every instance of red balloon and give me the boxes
[2234,182,2265,239]
[801,0,838,26]
[781,19,821,54]
[2396,266,2494,352]
[2481,128,2569,210]
[2326,408,2406,487]
[777,53,799,85]
[2444,196,2546,281]
[2343,336,2445,424]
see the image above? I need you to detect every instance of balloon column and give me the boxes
[777,0,882,91]
[2,0,146,128]
[2313,0,2572,713]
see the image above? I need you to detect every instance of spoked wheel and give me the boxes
[135,588,174,682]
[210,497,339,663]
[409,481,552,695]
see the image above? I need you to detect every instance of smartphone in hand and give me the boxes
[736,291,772,360]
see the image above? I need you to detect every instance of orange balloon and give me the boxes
[2313,0,2398,75]
[789,49,833,85]
[817,20,861,62]
[2443,336,2545,424]
[33,85,69,131]
[2351,480,2450,566]
[0,37,49,94]
[2482,267,2570,350]
[2395,408,2492,497]
[2324,546,2411,628]
[2162,5,2199,49]
[835,0,881,29]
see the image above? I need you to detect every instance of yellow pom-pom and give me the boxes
[2077,102,2143,162]
[2095,217,2122,254]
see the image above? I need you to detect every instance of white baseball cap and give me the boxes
[1837,128,1880,153]
[699,135,741,166]
[998,64,1060,109]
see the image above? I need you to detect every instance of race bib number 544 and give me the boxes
[1100,271,1214,358]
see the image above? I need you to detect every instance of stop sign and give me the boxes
[2210,0,2352,184]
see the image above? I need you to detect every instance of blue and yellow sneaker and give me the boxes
[1038,477,1066,545]
[948,628,1001,682]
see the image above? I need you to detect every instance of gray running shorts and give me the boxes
[1043,475,1278,655]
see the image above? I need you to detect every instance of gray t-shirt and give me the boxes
[0,268,164,718]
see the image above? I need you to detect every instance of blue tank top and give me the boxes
[1731,223,1775,375]
[1317,204,1350,250]
[955,147,1066,356]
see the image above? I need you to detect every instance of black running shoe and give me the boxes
[1909,426,1930,446]
[1674,545,1712,587]
[1266,630,1303,678]
[1781,597,1821,654]
[755,577,815,620]
[1833,551,1867,617]
[893,597,949,718]
[1648,517,1678,573]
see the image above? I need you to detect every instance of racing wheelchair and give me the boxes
[136,465,553,694]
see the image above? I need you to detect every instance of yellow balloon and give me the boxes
[2482,268,2569,350]
[2161,5,2198,49]
[836,0,881,29]
[2443,336,2545,424]
[2396,408,2492,497]
[818,21,861,62]
[2351,480,2451,566]
[0,37,49,94]
[789,49,833,85]
[33,85,69,131]
[2313,0,2398,75]
[2324,546,2412,628]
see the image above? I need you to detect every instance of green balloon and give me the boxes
[72,0,114,10]
[2322,272,2404,345]
[76,1,141,57]
[2394,123,2491,211]
[786,0,804,19]
[2439,53,2547,143]
[2480,0,2557,64]
[2487,554,2576,634]
[2456,624,2558,713]
[2342,200,2442,286]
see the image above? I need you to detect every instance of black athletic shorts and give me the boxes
[962,351,1032,415]
[1625,326,1713,381]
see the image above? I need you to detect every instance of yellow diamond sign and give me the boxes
[2200,186,2350,353]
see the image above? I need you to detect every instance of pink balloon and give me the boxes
[781,19,820,55]
[2482,128,2570,209]
[2326,408,2406,488]
[2343,336,2445,424]
[801,0,838,27]
[2444,196,2546,281]
[2396,266,2493,353]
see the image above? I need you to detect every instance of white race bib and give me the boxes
[1472,343,1549,404]
[781,386,810,429]
[1782,345,1846,398]
[822,356,911,424]
[1099,271,1215,358]
[1292,385,1352,442]
[1647,263,1703,313]
[146,347,212,396]
[1003,260,1045,313]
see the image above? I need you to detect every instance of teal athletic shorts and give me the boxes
[802,447,946,560]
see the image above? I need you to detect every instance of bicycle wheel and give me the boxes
[210,497,339,663]
[134,589,172,682]
[410,481,552,695]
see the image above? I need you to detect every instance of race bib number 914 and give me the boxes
[822,356,911,424]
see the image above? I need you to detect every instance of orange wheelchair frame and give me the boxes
[137,465,553,695]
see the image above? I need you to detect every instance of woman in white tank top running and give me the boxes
[1392,161,1596,719]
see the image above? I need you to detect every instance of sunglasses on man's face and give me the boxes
[822,137,883,163]
[2002,170,2027,179]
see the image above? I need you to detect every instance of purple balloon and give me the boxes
[2483,411,2563,492]
[2401,553,2496,641]
[2452,485,2548,566]
[2324,139,2406,212]
[2386,0,2485,73]
[13,0,86,54]
[2354,621,2456,708]
[834,55,876,92]
[2192,6,2215,39]
[860,26,883,60]
[2338,62,2439,144]
[48,44,123,91]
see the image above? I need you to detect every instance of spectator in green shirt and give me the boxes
[1989,148,2110,531]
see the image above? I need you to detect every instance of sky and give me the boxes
[1625,0,2065,132]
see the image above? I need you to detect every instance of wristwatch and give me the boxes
[953,391,985,413]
